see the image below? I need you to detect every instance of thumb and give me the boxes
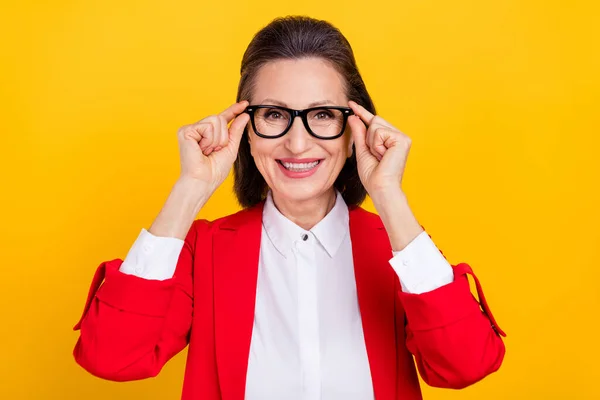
[348,115,368,156]
[227,112,250,154]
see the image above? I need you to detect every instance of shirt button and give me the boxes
[301,233,309,241]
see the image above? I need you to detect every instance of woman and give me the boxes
[73,15,505,400]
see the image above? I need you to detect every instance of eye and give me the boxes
[315,110,334,119]
[264,110,284,120]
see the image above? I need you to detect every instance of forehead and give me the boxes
[251,58,347,108]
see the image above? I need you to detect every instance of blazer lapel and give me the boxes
[214,202,264,400]
[350,206,398,400]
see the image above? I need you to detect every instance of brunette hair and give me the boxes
[234,15,376,208]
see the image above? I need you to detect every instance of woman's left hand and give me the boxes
[347,101,411,196]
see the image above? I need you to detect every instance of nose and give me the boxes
[283,116,312,154]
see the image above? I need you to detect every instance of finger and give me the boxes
[227,112,250,153]
[196,117,219,155]
[348,101,398,132]
[372,127,388,161]
[219,100,250,123]
[180,125,201,142]
[371,115,397,131]
[348,101,375,125]
[217,115,229,148]
[366,126,383,161]
[181,126,208,157]
[195,122,214,154]
[207,116,223,155]
[347,115,368,156]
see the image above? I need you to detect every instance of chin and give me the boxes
[271,180,331,203]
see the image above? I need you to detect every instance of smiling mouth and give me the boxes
[276,159,322,172]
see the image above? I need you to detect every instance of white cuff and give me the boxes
[389,231,454,294]
[119,228,185,281]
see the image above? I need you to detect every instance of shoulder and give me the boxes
[188,201,265,239]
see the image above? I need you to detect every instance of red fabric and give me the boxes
[73,203,506,399]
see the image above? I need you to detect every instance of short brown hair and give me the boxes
[234,15,377,208]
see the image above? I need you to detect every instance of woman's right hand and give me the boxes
[177,100,250,193]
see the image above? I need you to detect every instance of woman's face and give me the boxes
[247,57,353,204]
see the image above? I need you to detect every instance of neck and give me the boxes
[271,188,337,231]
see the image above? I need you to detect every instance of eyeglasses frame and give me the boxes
[243,105,354,140]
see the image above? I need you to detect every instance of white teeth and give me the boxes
[281,160,320,172]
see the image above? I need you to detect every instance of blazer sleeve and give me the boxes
[397,233,506,389]
[72,219,207,381]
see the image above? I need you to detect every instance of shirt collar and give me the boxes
[262,190,349,259]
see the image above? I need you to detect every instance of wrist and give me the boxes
[176,176,213,204]
[370,188,423,251]
[169,177,212,224]
[149,179,211,240]
[370,185,406,210]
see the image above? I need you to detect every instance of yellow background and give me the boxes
[1,0,598,398]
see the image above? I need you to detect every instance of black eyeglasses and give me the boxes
[244,105,354,140]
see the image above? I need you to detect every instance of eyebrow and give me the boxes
[259,98,336,108]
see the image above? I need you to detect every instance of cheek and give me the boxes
[249,137,276,167]
[331,134,353,160]
[321,143,350,174]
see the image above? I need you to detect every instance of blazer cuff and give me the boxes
[97,259,176,317]
[73,259,176,331]
[398,263,505,336]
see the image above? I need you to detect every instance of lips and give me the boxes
[278,160,320,172]
[276,158,324,178]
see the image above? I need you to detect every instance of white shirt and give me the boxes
[119,190,454,400]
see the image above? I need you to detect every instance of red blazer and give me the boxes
[73,202,506,400]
